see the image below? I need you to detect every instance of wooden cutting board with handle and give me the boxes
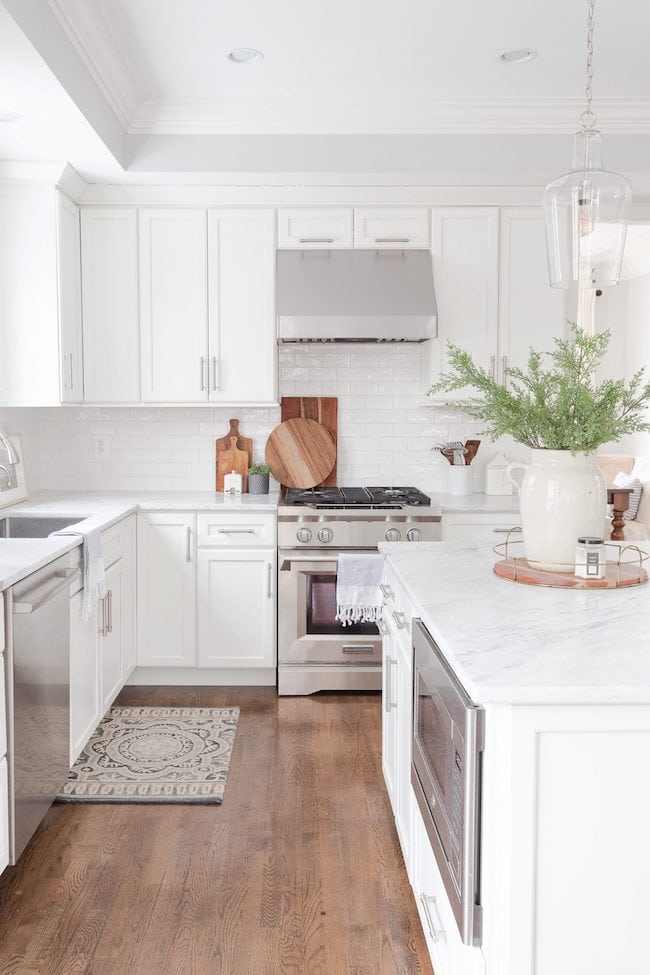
[265,418,337,489]
[280,397,337,486]
[216,437,249,492]
[216,418,253,462]
[216,419,252,492]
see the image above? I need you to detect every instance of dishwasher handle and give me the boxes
[13,568,81,614]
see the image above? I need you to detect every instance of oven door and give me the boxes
[278,550,380,665]
[411,618,483,946]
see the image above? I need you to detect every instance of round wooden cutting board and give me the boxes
[265,418,336,489]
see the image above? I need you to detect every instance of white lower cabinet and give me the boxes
[197,549,275,668]
[0,757,8,875]
[137,512,197,667]
[137,510,276,678]
[69,515,136,764]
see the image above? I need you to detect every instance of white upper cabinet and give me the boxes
[81,208,140,403]
[57,193,83,403]
[354,207,430,248]
[0,184,60,406]
[207,209,276,403]
[430,207,500,392]
[139,209,209,403]
[498,207,566,380]
[277,207,353,248]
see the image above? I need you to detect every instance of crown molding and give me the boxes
[128,97,650,136]
[46,0,143,129]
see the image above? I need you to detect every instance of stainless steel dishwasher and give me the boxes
[6,553,80,863]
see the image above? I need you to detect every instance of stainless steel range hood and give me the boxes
[276,249,437,343]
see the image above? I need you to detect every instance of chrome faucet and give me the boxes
[0,428,19,491]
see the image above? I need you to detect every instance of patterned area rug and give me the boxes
[57,706,239,804]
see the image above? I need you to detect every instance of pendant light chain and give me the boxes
[580,0,597,130]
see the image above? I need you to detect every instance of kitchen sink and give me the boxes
[0,515,86,539]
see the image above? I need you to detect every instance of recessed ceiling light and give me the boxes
[498,49,537,64]
[228,48,264,64]
[0,110,24,122]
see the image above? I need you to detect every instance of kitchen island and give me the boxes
[380,540,650,975]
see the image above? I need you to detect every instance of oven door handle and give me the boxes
[280,557,339,571]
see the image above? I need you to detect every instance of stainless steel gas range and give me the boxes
[278,486,441,695]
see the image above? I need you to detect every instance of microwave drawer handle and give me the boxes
[342,645,375,653]
[420,894,444,943]
[13,568,81,613]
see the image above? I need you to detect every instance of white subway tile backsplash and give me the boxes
[0,345,513,494]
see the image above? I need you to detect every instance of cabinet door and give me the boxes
[139,209,208,403]
[197,549,275,668]
[208,210,276,403]
[395,635,414,872]
[354,207,430,248]
[498,208,566,381]
[99,558,124,712]
[57,193,83,403]
[277,207,353,248]
[0,185,59,406]
[382,623,399,804]
[0,757,8,875]
[430,208,499,398]
[137,513,196,667]
[70,588,100,764]
[81,207,139,402]
[119,517,136,680]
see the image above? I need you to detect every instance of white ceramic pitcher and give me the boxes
[506,449,607,572]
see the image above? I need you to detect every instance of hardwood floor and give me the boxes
[0,687,433,975]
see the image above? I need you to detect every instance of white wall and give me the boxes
[0,344,526,496]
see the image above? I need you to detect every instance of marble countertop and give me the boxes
[380,540,650,706]
[430,492,519,514]
[0,490,281,590]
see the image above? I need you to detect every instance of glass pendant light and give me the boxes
[543,0,632,290]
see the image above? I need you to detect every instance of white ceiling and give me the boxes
[1,0,650,181]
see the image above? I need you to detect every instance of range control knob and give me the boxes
[385,528,402,542]
[318,527,334,543]
[407,528,422,542]
[296,527,312,543]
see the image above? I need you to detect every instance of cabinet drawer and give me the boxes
[414,804,485,975]
[197,512,276,547]
[101,514,136,569]
[354,207,430,249]
[0,757,7,875]
[277,208,353,249]
[442,515,521,544]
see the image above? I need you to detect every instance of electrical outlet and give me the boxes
[94,437,110,459]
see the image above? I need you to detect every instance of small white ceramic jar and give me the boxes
[223,470,243,495]
[575,536,607,579]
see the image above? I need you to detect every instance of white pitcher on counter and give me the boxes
[507,450,607,572]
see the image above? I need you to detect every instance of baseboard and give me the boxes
[127,666,277,686]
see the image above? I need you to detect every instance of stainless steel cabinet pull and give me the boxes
[374,237,410,243]
[385,656,397,713]
[377,619,388,636]
[490,354,496,380]
[379,584,393,599]
[420,894,444,943]
[107,588,113,634]
[67,352,74,391]
[502,354,508,389]
[267,562,273,599]
[186,526,192,562]
[492,526,522,534]
[298,237,334,243]
[216,528,256,534]
[100,595,108,637]
[200,357,207,391]
[211,357,219,391]
[392,610,408,630]
[343,645,374,653]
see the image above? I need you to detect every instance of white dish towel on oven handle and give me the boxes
[335,552,385,627]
